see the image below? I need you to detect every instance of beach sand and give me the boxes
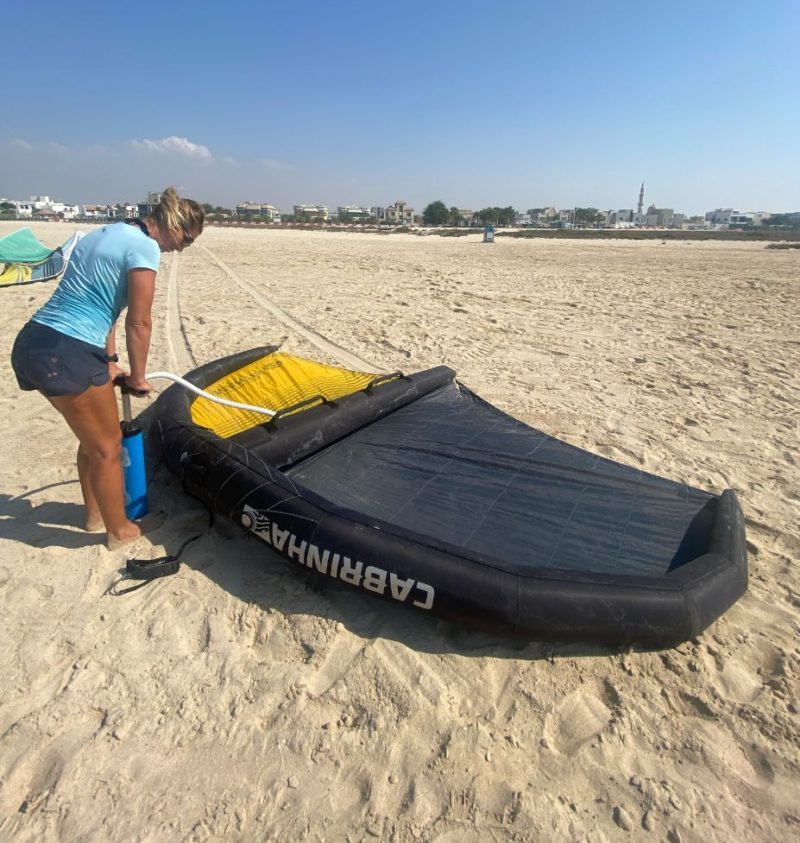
[1,222,798,842]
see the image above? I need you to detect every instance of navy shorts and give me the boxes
[11,321,110,397]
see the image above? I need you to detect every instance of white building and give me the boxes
[525,207,558,227]
[22,196,80,220]
[606,209,635,227]
[43,201,80,220]
[557,209,575,227]
[639,205,683,228]
[237,202,281,221]
[110,204,138,219]
[336,205,372,220]
[80,205,108,219]
[137,192,161,217]
[384,200,413,225]
[11,200,33,218]
[293,204,328,220]
[705,208,759,227]
[706,208,736,225]
[455,209,476,226]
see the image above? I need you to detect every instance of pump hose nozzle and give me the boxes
[115,372,277,417]
[113,370,277,521]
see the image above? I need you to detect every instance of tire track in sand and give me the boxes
[198,244,382,372]
[163,252,196,375]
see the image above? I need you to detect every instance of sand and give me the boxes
[1,222,798,842]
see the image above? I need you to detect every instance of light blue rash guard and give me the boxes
[32,222,161,348]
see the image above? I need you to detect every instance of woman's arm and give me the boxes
[104,323,127,380]
[125,268,156,393]
[105,324,117,359]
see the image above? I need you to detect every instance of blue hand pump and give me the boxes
[114,371,277,521]
[118,382,148,520]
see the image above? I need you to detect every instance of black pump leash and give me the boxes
[105,469,215,596]
[105,530,206,596]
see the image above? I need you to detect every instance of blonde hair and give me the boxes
[148,186,204,238]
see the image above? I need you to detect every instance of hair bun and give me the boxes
[150,186,204,239]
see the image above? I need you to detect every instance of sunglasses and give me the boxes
[181,229,195,247]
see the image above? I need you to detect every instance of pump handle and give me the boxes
[113,375,149,397]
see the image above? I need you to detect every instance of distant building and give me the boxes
[605,184,687,228]
[80,204,111,219]
[24,195,80,220]
[384,200,414,225]
[706,208,736,225]
[704,208,762,227]
[138,191,161,217]
[455,209,476,226]
[644,205,684,228]
[682,216,711,230]
[11,200,33,218]
[237,202,281,221]
[337,205,372,221]
[293,204,328,220]
[606,209,635,227]
[108,204,137,220]
[371,202,413,225]
[525,207,558,227]
[557,209,575,227]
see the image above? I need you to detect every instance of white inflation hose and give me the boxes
[145,371,277,417]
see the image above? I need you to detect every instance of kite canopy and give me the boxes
[0,228,84,286]
[149,347,748,648]
[0,227,55,263]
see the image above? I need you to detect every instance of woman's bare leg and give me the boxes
[48,381,141,546]
[77,443,104,531]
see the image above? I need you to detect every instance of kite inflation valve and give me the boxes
[118,381,148,520]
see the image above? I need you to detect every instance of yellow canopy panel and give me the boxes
[190,351,379,438]
[0,264,33,286]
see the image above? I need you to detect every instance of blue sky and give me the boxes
[1,0,797,214]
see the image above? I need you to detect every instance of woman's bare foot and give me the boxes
[106,511,167,551]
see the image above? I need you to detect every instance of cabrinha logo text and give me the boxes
[241,504,435,609]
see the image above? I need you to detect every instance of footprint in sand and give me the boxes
[714,661,763,704]
[299,632,368,698]
[0,707,104,817]
[543,688,612,756]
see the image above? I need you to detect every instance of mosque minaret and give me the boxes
[638,182,644,216]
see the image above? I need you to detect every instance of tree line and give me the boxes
[421,203,607,227]
[422,201,516,227]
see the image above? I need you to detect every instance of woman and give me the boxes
[11,187,204,550]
